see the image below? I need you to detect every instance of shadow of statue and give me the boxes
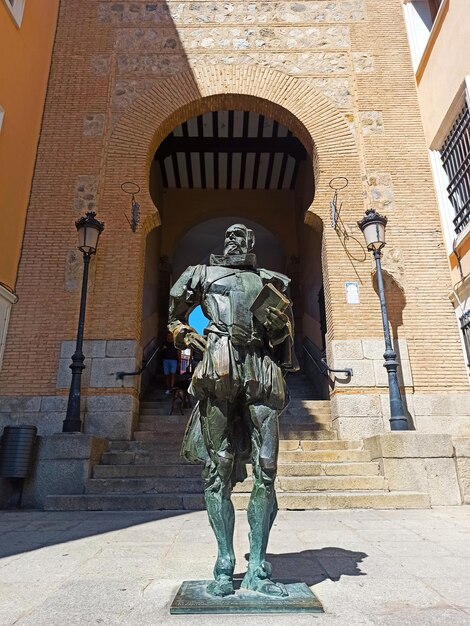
[237,547,368,587]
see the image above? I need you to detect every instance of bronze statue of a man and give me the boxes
[168,224,298,598]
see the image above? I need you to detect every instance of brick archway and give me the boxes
[92,64,363,346]
[105,64,359,229]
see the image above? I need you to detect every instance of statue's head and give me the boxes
[224,224,255,256]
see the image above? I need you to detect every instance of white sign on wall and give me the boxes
[345,281,359,304]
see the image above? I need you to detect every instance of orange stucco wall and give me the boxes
[0,0,60,289]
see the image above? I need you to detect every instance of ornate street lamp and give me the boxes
[63,212,104,433]
[358,208,408,431]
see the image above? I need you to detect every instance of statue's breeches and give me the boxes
[189,333,286,409]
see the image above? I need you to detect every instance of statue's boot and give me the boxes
[204,483,236,597]
[242,560,288,597]
[241,472,288,597]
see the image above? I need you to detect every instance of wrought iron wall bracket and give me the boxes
[115,367,142,381]
[321,358,353,378]
[302,344,353,378]
[115,345,161,380]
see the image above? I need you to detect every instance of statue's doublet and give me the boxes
[171,263,288,346]
[168,260,298,470]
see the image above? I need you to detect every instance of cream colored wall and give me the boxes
[417,0,470,146]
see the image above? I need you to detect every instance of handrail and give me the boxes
[302,342,353,378]
[116,345,161,380]
[302,344,328,376]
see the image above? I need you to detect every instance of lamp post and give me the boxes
[63,212,104,433]
[357,208,408,431]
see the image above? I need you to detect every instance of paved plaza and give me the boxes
[1,507,470,625]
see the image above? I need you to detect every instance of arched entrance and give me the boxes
[140,105,328,397]
[96,65,363,346]
[93,65,363,424]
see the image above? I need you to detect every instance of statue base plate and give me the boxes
[170,580,324,615]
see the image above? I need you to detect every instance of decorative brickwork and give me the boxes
[0,0,468,441]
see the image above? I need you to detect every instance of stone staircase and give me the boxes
[45,374,430,510]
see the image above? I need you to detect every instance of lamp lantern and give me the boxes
[76,211,104,255]
[357,208,387,252]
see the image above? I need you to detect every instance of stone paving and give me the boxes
[1,507,470,625]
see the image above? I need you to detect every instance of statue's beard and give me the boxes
[210,251,257,269]
[224,241,246,255]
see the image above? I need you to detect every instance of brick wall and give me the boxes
[1,0,468,436]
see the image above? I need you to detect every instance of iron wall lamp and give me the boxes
[358,208,408,431]
[62,212,104,433]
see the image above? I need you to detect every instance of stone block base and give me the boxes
[364,433,462,506]
[0,394,138,441]
[454,438,470,504]
[22,433,108,509]
[0,478,12,508]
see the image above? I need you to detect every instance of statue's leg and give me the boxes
[200,396,236,597]
[241,403,288,597]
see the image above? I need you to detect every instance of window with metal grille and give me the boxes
[460,310,470,368]
[440,98,470,234]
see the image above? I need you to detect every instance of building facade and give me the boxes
[0,0,60,369]
[1,0,470,507]
[403,0,470,380]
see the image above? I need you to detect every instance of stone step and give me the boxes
[102,452,136,465]
[233,475,387,493]
[278,440,361,451]
[93,460,380,479]
[279,461,380,477]
[109,439,355,454]
[137,414,188,425]
[44,491,430,511]
[278,449,372,463]
[86,474,386,495]
[139,398,330,408]
[140,408,191,416]
[45,494,204,511]
[132,427,336,443]
[136,421,333,434]
[132,423,335,438]
[101,451,183,465]
[101,448,371,466]
[278,430,337,441]
[138,411,331,422]
[282,413,332,422]
[93,463,202,479]
[133,432,186,444]
[86,477,203,494]
[286,400,331,409]
[139,403,330,415]
[233,491,431,510]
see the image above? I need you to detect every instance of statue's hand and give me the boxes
[183,331,207,352]
[264,306,289,334]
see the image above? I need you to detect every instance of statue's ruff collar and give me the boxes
[209,253,257,269]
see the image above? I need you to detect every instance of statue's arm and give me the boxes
[264,305,293,347]
[168,266,207,352]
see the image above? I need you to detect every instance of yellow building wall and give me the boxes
[417,0,470,146]
[0,0,60,288]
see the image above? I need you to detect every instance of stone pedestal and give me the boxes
[363,433,462,506]
[170,581,323,614]
[22,433,108,509]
